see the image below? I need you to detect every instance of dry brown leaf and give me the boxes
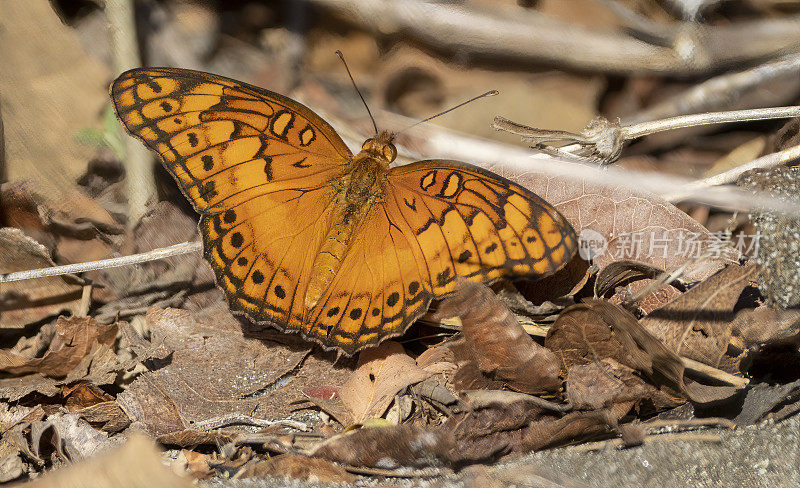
[547,299,738,406]
[173,450,215,479]
[1,180,121,240]
[117,306,351,436]
[340,341,428,424]
[298,385,350,426]
[594,260,685,314]
[730,304,800,348]
[522,409,615,452]
[641,264,759,367]
[313,400,614,469]
[238,453,356,483]
[431,280,562,395]
[312,424,454,469]
[157,430,237,448]
[62,382,113,411]
[444,399,615,462]
[0,316,127,401]
[61,383,131,433]
[565,359,651,412]
[0,228,82,329]
[71,401,131,434]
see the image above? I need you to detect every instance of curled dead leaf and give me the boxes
[641,263,759,367]
[547,299,738,407]
[730,304,800,348]
[0,316,128,401]
[0,228,83,329]
[431,280,562,395]
[339,341,429,424]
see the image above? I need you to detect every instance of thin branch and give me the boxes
[493,107,800,165]
[622,106,800,139]
[663,143,800,202]
[189,416,309,432]
[0,241,202,283]
[307,0,800,75]
[623,53,800,125]
[569,432,722,451]
[681,357,749,388]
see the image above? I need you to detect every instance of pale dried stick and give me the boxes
[623,106,800,139]
[308,0,800,75]
[623,53,800,125]
[569,432,722,451]
[681,357,749,388]
[107,0,156,229]
[0,241,202,283]
[493,106,800,164]
[663,143,800,202]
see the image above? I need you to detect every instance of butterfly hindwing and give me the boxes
[201,184,338,332]
[111,67,352,213]
[386,160,578,297]
[304,206,432,354]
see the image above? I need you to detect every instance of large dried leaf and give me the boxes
[313,401,614,469]
[444,399,614,462]
[0,228,82,329]
[431,280,562,395]
[117,306,352,436]
[730,304,800,348]
[547,299,737,406]
[641,264,759,367]
[488,165,731,281]
[340,341,428,424]
[734,380,800,425]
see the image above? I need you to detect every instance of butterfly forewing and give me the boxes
[111,68,352,214]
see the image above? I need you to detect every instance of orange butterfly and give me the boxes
[110,67,577,355]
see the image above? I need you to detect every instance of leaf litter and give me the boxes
[4,174,798,485]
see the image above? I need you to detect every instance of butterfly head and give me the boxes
[361,130,397,163]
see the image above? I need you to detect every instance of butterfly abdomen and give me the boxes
[305,152,389,310]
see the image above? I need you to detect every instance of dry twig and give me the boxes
[308,0,800,75]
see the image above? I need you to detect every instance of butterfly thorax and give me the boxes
[304,132,397,311]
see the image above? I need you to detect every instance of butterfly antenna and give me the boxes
[336,50,378,135]
[397,90,499,136]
